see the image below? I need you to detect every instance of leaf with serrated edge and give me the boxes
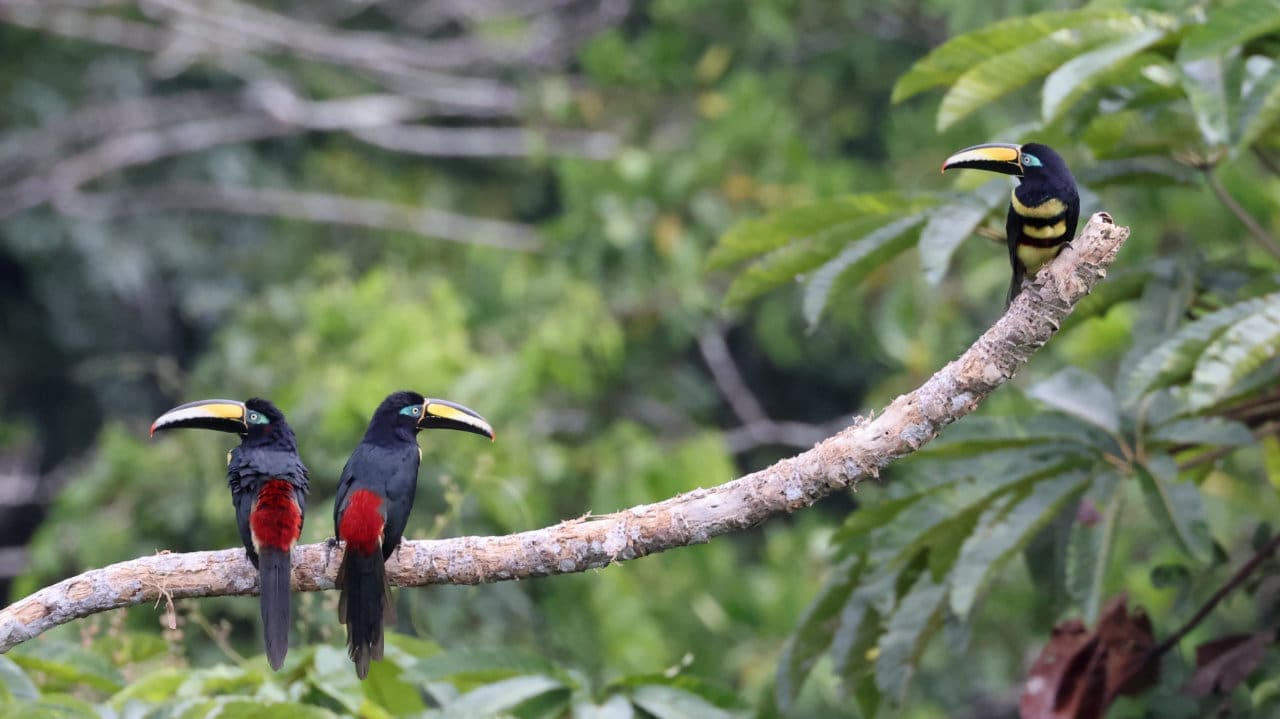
[892,10,1128,103]
[802,213,929,326]
[1189,297,1280,409]
[950,473,1091,618]
[1148,417,1255,447]
[775,555,865,711]
[919,181,1007,286]
[1138,453,1212,559]
[1124,292,1278,402]
[874,574,948,701]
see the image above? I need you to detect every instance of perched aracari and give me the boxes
[334,390,494,679]
[150,398,308,670]
[941,142,1080,305]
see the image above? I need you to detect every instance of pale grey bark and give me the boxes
[0,213,1129,653]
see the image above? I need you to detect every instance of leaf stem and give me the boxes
[1203,170,1280,262]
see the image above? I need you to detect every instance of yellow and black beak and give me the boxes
[417,398,495,441]
[941,143,1023,176]
[150,399,248,437]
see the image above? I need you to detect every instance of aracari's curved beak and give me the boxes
[941,143,1023,176]
[417,399,495,441]
[150,399,248,437]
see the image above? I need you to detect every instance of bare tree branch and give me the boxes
[60,183,543,250]
[1203,170,1280,262]
[0,213,1129,653]
[697,326,770,426]
[351,125,618,160]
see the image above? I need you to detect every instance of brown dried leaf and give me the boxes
[1020,595,1159,719]
[1185,631,1274,696]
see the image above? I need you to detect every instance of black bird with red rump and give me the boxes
[150,397,308,670]
[334,390,494,679]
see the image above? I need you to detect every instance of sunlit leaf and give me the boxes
[1123,292,1278,402]
[949,473,1091,618]
[7,640,124,694]
[918,181,1007,286]
[0,657,37,702]
[1137,453,1213,559]
[801,213,929,326]
[1181,55,1232,146]
[1178,0,1280,62]
[1026,367,1121,434]
[1042,27,1172,121]
[938,19,1143,130]
[1189,293,1280,409]
[706,193,912,270]
[432,675,567,718]
[892,10,1128,103]
[629,685,744,719]
[1239,57,1280,148]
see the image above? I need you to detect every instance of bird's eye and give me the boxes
[399,404,423,417]
[412,406,422,415]
[1022,153,1042,167]
[247,411,269,425]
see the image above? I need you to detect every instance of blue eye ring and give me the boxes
[248,411,267,425]
[1021,153,1042,167]
[400,404,424,417]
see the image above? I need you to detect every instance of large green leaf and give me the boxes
[1178,0,1280,62]
[1042,26,1173,121]
[430,675,567,718]
[1026,367,1121,435]
[1122,292,1279,402]
[891,10,1129,103]
[573,695,635,719]
[1066,472,1122,623]
[1239,57,1280,148]
[1181,55,1232,146]
[1188,294,1280,409]
[629,685,744,719]
[918,181,1008,286]
[1147,416,1255,447]
[1136,452,1213,559]
[874,573,947,701]
[705,193,911,270]
[411,648,570,684]
[938,18,1143,130]
[918,414,1107,459]
[0,657,36,703]
[801,213,929,326]
[775,555,866,711]
[7,640,124,694]
[949,473,1091,618]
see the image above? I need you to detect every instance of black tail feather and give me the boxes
[258,546,292,671]
[337,547,394,680]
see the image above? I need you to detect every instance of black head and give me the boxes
[150,396,297,450]
[941,142,1075,188]
[362,390,495,445]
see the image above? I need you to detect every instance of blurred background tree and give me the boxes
[2,0,1280,716]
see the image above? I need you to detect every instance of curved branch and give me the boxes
[0,213,1129,653]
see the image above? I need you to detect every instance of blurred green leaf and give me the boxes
[1042,26,1172,121]
[629,685,743,719]
[1178,0,1280,62]
[1147,416,1254,447]
[1067,475,1122,622]
[431,675,567,718]
[892,10,1127,103]
[1180,56,1232,147]
[1026,367,1121,434]
[802,212,930,326]
[1188,295,1280,409]
[573,695,635,719]
[1137,453,1213,560]
[1123,292,1278,402]
[949,472,1091,618]
[1238,57,1280,148]
[0,657,37,703]
[874,573,947,701]
[775,555,865,711]
[8,640,124,694]
[919,181,1008,286]
[412,648,570,685]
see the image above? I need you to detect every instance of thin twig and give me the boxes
[1203,170,1280,262]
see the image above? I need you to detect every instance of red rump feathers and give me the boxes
[250,480,302,552]
[339,489,385,556]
